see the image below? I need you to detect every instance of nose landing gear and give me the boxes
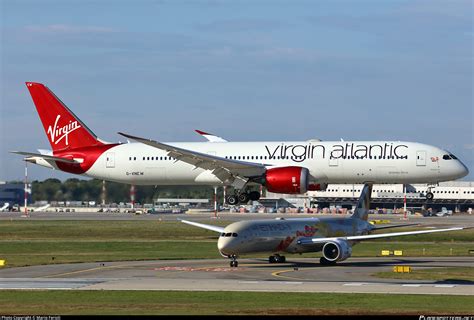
[229,255,239,268]
[425,191,434,201]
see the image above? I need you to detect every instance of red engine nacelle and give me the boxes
[265,166,309,194]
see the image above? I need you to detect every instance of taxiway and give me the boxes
[0,257,472,295]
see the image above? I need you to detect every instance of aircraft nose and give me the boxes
[457,160,469,179]
[217,237,232,256]
[217,234,238,256]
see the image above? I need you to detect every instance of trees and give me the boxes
[29,179,219,204]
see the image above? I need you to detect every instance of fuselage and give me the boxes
[39,140,468,186]
[217,217,370,256]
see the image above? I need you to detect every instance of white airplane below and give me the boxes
[12,82,469,204]
[182,184,470,267]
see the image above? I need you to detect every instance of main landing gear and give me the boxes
[225,191,260,205]
[229,255,238,268]
[319,257,337,266]
[269,254,286,264]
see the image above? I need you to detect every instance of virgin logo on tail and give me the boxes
[47,115,81,146]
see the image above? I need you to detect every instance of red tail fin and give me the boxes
[26,82,103,151]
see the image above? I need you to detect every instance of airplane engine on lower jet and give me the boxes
[264,166,309,194]
[322,240,352,263]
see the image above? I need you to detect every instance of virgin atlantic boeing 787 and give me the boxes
[12,82,468,204]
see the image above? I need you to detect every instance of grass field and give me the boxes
[1,290,473,315]
[375,267,474,282]
[0,220,472,267]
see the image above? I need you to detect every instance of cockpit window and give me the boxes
[442,154,452,160]
[220,232,238,237]
[449,154,458,160]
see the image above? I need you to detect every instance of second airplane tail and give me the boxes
[351,183,373,221]
[25,82,103,152]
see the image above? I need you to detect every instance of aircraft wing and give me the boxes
[195,130,228,142]
[118,132,266,188]
[297,227,467,245]
[10,151,80,164]
[180,219,225,233]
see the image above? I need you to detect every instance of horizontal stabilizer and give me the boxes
[371,223,419,231]
[10,151,79,164]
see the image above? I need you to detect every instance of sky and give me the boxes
[0,0,473,181]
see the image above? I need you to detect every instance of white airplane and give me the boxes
[181,184,469,267]
[31,204,51,212]
[0,203,10,212]
[12,82,468,204]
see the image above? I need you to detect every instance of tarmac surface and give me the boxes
[1,211,474,227]
[0,257,472,295]
[0,211,472,295]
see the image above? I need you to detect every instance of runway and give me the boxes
[0,257,472,295]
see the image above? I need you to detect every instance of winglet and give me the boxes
[195,129,228,142]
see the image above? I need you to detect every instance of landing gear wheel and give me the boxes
[426,192,434,201]
[248,191,261,201]
[226,195,239,205]
[320,257,336,266]
[238,193,250,204]
[229,255,238,268]
[269,255,286,263]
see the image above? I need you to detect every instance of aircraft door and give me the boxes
[106,152,115,168]
[416,151,426,166]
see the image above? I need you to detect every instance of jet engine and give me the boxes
[264,166,309,194]
[322,240,352,262]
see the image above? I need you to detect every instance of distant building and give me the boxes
[0,182,31,205]
[265,181,474,211]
